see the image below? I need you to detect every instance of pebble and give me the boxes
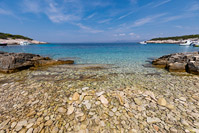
[147,117,161,124]
[134,98,142,105]
[181,119,189,126]
[99,95,108,106]
[82,87,89,91]
[157,98,167,106]
[72,92,80,101]
[57,107,66,113]
[26,128,33,133]
[67,105,75,115]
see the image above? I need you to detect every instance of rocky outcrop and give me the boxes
[152,52,199,74]
[0,38,47,45]
[0,51,74,73]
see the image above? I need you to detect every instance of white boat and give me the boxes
[20,41,30,46]
[193,42,199,47]
[140,41,147,44]
[179,40,192,46]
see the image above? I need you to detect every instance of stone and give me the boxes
[26,128,34,133]
[134,98,142,105]
[82,87,89,91]
[16,120,27,127]
[170,127,178,133]
[147,117,161,124]
[72,92,80,101]
[45,120,53,126]
[166,104,175,110]
[67,105,75,115]
[0,119,10,130]
[166,62,186,72]
[27,110,36,117]
[96,91,105,97]
[181,119,189,126]
[99,95,108,106]
[157,98,167,106]
[85,102,92,109]
[0,51,74,73]
[11,122,17,129]
[51,127,59,133]
[57,107,66,113]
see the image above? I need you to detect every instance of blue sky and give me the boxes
[0,0,199,42]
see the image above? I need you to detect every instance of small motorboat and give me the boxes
[20,41,30,46]
[193,42,199,47]
[179,40,192,46]
[140,41,147,44]
[0,42,7,46]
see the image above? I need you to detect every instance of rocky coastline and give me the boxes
[0,51,74,73]
[146,39,199,44]
[0,38,47,45]
[152,51,199,74]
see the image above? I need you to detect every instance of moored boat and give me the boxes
[140,41,147,44]
[193,42,199,47]
[0,42,7,46]
[179,40,192,46]
[20,41,30,46]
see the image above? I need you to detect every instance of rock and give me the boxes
[85,102,92,109]
[16,120,27,127]
[0,52,74,73]
[157,98,167,106]
[187,61,199,74]
[51,127,59,133]
[99,95,108,106]
[45,120,53,126]
[27,110,36,117]
[26,128,34,133]
[152,52,199,75]
[82,87,89,91]
[96,91,105,97]
[134,98,142,105]
[67,105,75,115]
[166,62,186,72]
[72,92,80,101]
[170,127,178,133]
[147,117,161,124]
[57,107,66,113]
[181,119,189,126]
[11,122,17,129]
[0,119,10,130]
[166,104,175,110]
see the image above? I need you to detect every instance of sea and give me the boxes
[0,43,198,73]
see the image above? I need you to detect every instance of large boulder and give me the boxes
[0,51,74,73]
[166,62,187,72]
[186,61,199,75]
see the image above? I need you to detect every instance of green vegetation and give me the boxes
[151,34,199,41]
[0,32,33,40]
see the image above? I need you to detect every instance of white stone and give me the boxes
[147,117,161,124]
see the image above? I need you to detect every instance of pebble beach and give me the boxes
[0,61,199,132]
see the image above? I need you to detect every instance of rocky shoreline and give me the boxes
[0,38,47,45]
[152,51,199,75]
[0,51,74,73]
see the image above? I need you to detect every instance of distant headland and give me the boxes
[0,32,47,45]
[146,34,199,44]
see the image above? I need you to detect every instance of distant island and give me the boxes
[0,32,47,45]
[146,34,199,44]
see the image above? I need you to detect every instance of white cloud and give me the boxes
[22,0,82,23]
[132,13,167,27]
[129,33,135,36]
[153,0,171,8]
[189,4,199,11]
[0,8,12,15]
[98,19,111,24]
[86,13,96,19]
[114,33,126,37]
[75,23,103,33]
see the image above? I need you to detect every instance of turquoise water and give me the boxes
[0,43,198,70]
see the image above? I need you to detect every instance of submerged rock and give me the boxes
[0,51,74,73]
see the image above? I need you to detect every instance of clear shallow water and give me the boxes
[0,43,198,73]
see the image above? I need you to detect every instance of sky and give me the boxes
[0,0,199,43]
